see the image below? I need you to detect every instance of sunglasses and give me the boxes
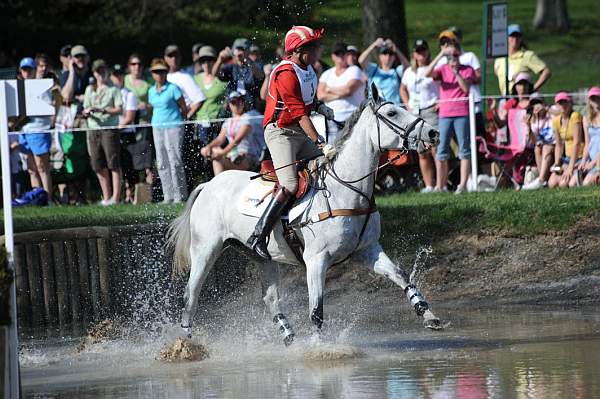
[165,53,178,58]
[230,99,244,105]
[333,51,347,57]
[381,51,394,56]
[151,69,167,74]
[129,62,141,66]
[74,54,86,59]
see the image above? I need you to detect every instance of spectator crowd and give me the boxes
[7,23,600,207]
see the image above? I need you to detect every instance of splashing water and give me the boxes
[409,245,432,285]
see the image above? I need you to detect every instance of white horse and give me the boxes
[168,85,443,345]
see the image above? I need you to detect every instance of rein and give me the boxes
[293,100,426,265]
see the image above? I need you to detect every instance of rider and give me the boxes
[247,25,335,260]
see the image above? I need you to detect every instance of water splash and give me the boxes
[409,245,432,285]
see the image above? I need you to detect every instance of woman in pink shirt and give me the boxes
[425,43,474,193]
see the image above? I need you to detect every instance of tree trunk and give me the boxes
[533,0,570,32]
[363,0,408,56]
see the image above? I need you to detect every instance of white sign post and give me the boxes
[1,78,54,399]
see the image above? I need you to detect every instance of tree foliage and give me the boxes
[0,0,320,66]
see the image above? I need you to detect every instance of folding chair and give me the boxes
[477,108,533,189]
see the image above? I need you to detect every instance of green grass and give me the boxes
[3,187,599,237]
[313,0,598,95]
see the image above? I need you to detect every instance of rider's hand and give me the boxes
[316,102,335,120]
[322,144,337,161]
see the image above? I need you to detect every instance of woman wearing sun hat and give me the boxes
[147,58,188,203]
[548,91,584,188]
[581,87,600,186]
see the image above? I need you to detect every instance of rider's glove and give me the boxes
[316,102,335,120]
[322,144,337,161]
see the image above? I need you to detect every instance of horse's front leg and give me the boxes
[305,254,330,332]
[258,261,295,346]
[359,244,443,330]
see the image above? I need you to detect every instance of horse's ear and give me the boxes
[371,82,380,104]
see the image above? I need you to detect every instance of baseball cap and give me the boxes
[111,64,125,75]
[529,92,545,104]
[514,72,531,84]
[149,58,169,72]
[378,44,393,54]
[228,91,244,101]
[587,86,600,98]
[331,42,348,55]
[19,57,36,69]
[197,46,216,59]
[191,43,203,54]
[164,44,180,56]
[554,91,572,103]
[71,45,88,57]
[91,59,107,72]
[447,26,463,41]
[232,38,251,51]
[346,45,359,53]
[60,44,72,57]
[508,24,522,36]
[249,44,260,53]
[413,39,429,51]
[438,30,457,41]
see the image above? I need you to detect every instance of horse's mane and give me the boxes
[333,101,370,149]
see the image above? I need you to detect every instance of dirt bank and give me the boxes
[262,215,600,312]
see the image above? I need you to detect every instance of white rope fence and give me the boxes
[7,91,586,136]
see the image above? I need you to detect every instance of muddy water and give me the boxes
[20,305,600,398]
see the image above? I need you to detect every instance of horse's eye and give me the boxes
[386,110,397,118]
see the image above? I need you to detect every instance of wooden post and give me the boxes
[39,243,57,334]
[76,239,91,328]
[64,242,82,336]
[97,239,111,313]
[51,242,70,335]
[13,245,31,332]
[24,243,43,333]
[87,239,101,321]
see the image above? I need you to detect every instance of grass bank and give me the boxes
[3,187,599,238]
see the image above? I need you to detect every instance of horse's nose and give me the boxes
[428,129,438,140]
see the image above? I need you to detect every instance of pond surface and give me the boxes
[21,305,600,398]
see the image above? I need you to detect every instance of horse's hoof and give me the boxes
[181,324,192,339]
[423,318,445,330]
[283,334,295,347]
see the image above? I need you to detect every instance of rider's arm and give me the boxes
[298,115,321,143]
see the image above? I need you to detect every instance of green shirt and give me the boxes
[83,84,122,129]
[194,73,227,121]
[124,74,151,103]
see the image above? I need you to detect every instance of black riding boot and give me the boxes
[247,186,293,260]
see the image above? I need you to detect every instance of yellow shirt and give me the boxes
[552,112,583,159]
[494,50,547,95]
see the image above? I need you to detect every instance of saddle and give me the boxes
[259,160,311,200]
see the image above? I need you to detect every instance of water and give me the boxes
[21,305,600,398]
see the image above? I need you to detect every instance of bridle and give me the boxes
[370,100,426,153]
[301,100,429,265]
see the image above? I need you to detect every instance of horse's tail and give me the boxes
[167,182,206,276]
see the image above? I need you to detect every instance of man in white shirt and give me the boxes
[317,42,366,144]
[164,44,207,191]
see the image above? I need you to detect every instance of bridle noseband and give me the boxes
[370,100,426,153]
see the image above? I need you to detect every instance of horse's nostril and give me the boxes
[428,129,438,140]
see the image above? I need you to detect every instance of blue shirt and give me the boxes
[366,63,404,105]
[148,81,183,126]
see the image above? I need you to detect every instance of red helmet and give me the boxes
[284,26,324,53]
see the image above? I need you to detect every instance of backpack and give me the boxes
[12,187,49,207]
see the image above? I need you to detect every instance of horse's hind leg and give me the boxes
[359,244,443,330]
[259,261,295,346]
[181,237,223,337]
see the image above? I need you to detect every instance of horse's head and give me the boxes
[368,83,439,153]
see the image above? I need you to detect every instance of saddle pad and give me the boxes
[238,178,315,222]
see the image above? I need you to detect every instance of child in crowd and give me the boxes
[548,92,584,188]
[522,93,555,190]
[581,87,600,186]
